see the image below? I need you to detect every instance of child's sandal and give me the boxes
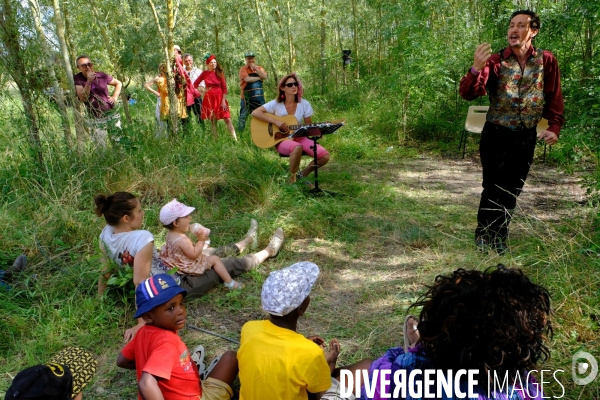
[224,280,244,290]
[201,354,222,380]
[191,345,206,376]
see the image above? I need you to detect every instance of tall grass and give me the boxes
[0,85,598,398]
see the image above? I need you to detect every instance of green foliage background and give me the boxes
[0,0,599,398]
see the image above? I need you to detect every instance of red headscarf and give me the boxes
[205,55,216,65]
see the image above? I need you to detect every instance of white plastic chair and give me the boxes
[459,106,549,161]
[459,106,489,158]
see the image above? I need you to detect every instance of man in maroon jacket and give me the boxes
[459,10,564,254]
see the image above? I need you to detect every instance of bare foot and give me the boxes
[325,339,341,371]
[404,316,419,350]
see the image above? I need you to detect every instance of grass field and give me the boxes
[0,88,599,399]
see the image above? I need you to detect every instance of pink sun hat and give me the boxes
[159,199,196,225]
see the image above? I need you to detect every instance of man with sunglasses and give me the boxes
[74,55,122,147]
[238,51,267,132]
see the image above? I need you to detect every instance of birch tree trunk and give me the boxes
[320,0,326,94]
[351,0,360,80]
[63,6,76,62]
[0,0,43,165]
[52,0,87,149]
[148,0,179,135]
[166,0,179,133]
[29,0,72,146]
[253,0,279,82]
[286,0,295,72]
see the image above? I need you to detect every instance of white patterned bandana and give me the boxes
[261,261,320,316]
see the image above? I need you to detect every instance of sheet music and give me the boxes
[291,122,344,138]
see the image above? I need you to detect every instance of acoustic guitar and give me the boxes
[251,113,345,149]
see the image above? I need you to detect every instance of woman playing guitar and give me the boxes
[252,73,330,186]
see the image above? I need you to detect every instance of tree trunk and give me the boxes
[148,0,179,135]
[253,0,279,82]
[337,22,346,86]
[63,6,76,61]
[236,8,243,34]
[52,0,87,149]
[0,0,43,165]
[165,0,179,133]
[89,5,133,124]
[173,0,181,26]
[320,0,326,94]
[29,0,72,146]
[215,25,220,56]
[351,0,359,80]
[377,4,382,71]
[286,0,295,72]
[582,17,595,79]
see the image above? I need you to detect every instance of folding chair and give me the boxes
[459,106,488,158]
[459,106,550,161]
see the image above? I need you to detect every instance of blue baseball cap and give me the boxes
[134,274,187,318]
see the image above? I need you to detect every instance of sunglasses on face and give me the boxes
[78,62,93,68]
[283,82,298,88]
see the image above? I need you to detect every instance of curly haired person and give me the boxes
[352,265,554,399]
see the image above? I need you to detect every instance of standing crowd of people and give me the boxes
[73,43,334,189]
[6,9,569,400]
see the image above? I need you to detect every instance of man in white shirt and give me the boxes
[182,53,206,124]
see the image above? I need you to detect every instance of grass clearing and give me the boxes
[0,90,598,398]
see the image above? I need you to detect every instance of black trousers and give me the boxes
[476,122,537,241]
[186,96,203,124]
[178,244,258,298]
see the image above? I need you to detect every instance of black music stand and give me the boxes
[291,122,344,195]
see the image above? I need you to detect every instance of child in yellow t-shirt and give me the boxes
[237,262,372,400]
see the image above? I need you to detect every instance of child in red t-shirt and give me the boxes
[117,274,238,400]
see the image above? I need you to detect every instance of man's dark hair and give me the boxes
[412,265,552,381]
[76,55,91,66]
[511,9,540,31]
[182,53,192,60]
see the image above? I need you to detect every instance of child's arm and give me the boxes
[132,242,154,287]
[119,242,153,341]
[174,235,208,260]
[139,372,165,400]
[124,319,146,342]
[117,352,136,370]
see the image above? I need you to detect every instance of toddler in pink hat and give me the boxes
[158,199,243,289]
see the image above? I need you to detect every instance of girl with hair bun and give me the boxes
[94,191,284,341]
[95,192,167,341]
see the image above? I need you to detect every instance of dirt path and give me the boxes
[182,155,587,364]
[399,156,585,221]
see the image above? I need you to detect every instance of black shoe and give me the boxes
[475,236,489,252]
[12,254,27,272]
[2,254,26,283]
[493,238,508,255]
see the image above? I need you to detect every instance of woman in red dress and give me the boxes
[193,55,237,140]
